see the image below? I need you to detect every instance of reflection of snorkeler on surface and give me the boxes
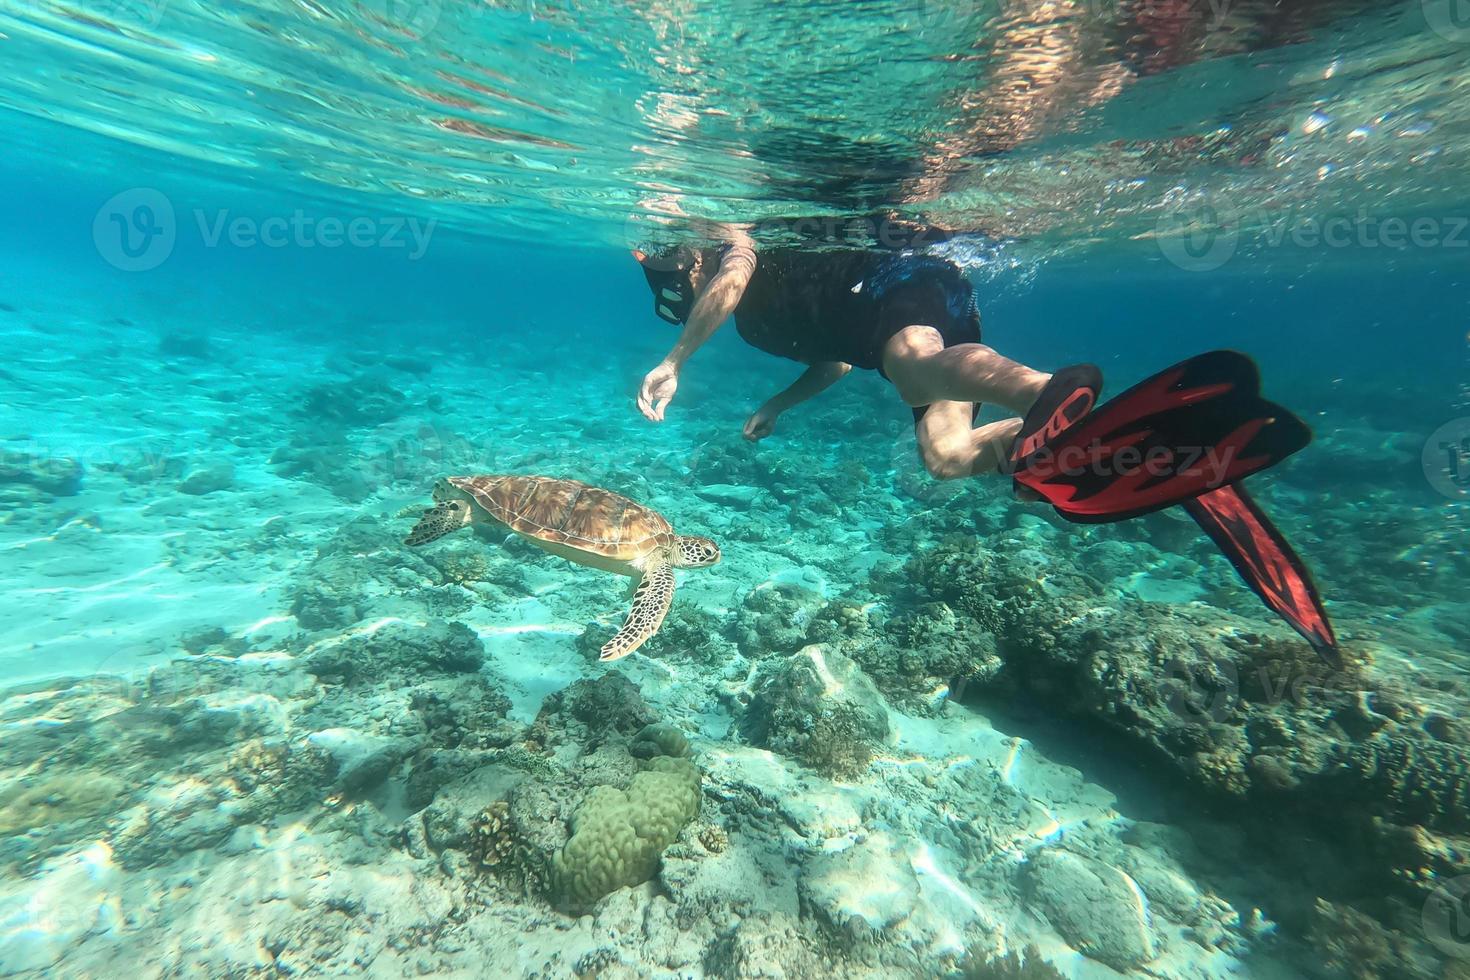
[631,237,1340,662]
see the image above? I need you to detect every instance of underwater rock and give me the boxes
[307,728,421,793]
[269,433,371,502]
[157,331,212,359]
[740,645,890,779]
[421,763,528,853]
[699,912,834,979]
[1305,897,1435,980]
[179,626,250,658]
[694,483,766,508]
[732,583,827,659]
[957,945,1065,980]
[177,461,235,496]
[173,692,288,745]
[410,680,518,751]
[798,835,920,937]
[0,773,125,838]
[0,842,120,975]
[1336,727,1470,833]
[304,619,485,683]
[384,354,431,376]
[856,600,1002,706]
[531,673,657,750]
[289,581,363,632]
[0,451,83,499]
[297,375,407,428]
[1021,848,1158,970]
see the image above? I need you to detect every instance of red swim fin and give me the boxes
[1013,351,1312,523]
[1184,483,1340,665]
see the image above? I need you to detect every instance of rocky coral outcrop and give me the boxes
[0,449,83,503]
[880,533,1470,973]
[739,645,890,778]
[303,619,485,685]
[1020,848,1157,971]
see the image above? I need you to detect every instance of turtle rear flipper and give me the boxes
[405,500,472,546]
[600,560,674,661]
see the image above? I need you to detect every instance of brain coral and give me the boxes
[550,744,700,911]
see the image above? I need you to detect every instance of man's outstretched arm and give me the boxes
[744,361,851,441]
[638,245,757,422]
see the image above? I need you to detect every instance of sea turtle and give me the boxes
[405,475,721,661]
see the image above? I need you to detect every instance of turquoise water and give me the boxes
[3,2,1470,978]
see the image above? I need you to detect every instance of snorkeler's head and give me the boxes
[632,245,698,325]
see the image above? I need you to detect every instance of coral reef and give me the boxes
[697,824,728,854]
[959,944,1066,980]
[740,645,890,778]
[0,773,124,837]
[550,751,702,911]
[304,619,485,684]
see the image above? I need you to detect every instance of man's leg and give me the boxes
[883,325,1050,413]
[915,400,1027,479]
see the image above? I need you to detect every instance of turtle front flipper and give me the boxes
[405,499,472,546]
[600,560,675,662]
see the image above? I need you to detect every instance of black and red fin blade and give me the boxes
[1014,350,1312,523]
[1184,483,1339,665]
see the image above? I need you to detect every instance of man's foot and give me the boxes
[1006,364,1103,473]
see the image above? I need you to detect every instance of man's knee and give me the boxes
[884,327,943,407]
[920,440,971,481]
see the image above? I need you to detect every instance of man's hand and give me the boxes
[743,404,780,441]
[638,361,680,422]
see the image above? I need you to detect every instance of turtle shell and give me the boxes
[448,475,673,562]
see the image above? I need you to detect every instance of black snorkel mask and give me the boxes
[637,249,697,324]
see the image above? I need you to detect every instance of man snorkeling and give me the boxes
[635,239,1045,481]
[631,235,1341,663]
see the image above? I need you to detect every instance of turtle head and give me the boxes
[405,491,474,546]
[672,535,721,568]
